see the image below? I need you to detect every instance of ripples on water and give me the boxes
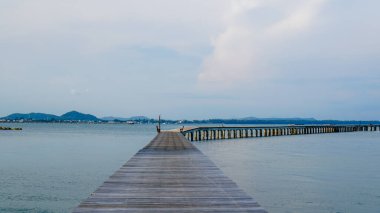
[195,131,380,213]
[0,123,158,213]
[0,124,379,213]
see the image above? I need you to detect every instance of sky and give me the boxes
[1,0,379,120]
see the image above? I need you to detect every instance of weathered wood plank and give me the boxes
[73,132,267,213]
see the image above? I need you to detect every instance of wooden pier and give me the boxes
[181,125,380,141]
[73,132,267,213]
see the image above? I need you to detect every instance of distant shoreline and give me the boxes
[1,120,379,125]
[1,110,379,125]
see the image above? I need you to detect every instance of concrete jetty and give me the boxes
[73,132,267,212]
[181,125,380,141]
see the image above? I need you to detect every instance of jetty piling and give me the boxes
[182,125,380,142]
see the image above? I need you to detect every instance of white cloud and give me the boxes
[0,0,379,119]
[197,0,328,89]
[267,0,326,37]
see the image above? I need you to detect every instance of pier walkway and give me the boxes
[73,132,267,213]
[181,125,380,141]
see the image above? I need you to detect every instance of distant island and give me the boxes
[0,111,152,124]
[1,111,379,125]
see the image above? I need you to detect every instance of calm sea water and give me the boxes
[196,131,380,213]
[0,124,379,213]
[0,123,159,213]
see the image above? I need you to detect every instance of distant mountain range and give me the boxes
[1,111,100,122]
[3,112,61,121]
[101,116,150,121]
[240,117,316,121]
[1,111,379,124]
[0,111,151,122]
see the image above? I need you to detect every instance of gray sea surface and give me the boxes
[196,131,380,213]
[0,123,379,213]
[0,123,158,213]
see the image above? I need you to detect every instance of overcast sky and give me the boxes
[1,0,379,120]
